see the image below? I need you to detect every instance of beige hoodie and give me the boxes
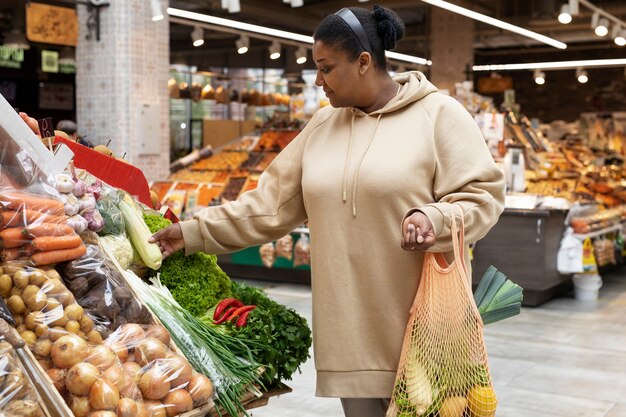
[179,71,505,398]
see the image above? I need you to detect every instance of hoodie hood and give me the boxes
[358,71,438,117]
[342,71,439,217]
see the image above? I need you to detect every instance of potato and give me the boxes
[34,338,53,357]
[0,273,13,297]
[7,295,26,314]
[66,304,84,322]
[45,269,61,281]
[21,285,40,302]
[13,271,30,289]
[44,298,62,312]
[29,271,48,287]
[25,311,46,330]
[20,330,36,345]
[35,324,49,338]
[66,321,80,334]
[51,312,69,328]
[24,291,47,312]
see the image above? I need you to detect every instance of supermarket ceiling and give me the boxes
[168,0,626,68]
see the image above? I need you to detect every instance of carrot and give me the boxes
[1,245,35,262]
[0,192,64,216]
[1,210,66,228]
[26,223,74,238]
[31,244,87,266]
[0,228,31,249]
[32,235,82,252]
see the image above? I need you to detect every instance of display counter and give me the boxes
[472,208,569,306]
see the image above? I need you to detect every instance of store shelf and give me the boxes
[572,224,623,240]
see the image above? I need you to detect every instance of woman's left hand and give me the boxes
[401,211,436,251]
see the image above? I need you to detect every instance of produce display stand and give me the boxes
[206,384,292,417]
[472,208,569,306]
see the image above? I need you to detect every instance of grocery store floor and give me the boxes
[237,270,626,417]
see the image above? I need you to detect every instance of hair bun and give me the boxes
[372,5,405,50]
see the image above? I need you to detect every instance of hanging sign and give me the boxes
[41,50,59,73]
[26,2,78,47]
[477,76,513,94]
[0,46,25,69]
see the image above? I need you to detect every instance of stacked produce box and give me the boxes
[155,130,299,218]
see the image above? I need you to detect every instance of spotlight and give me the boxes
[151,0,164,21]
[576,68,588,83]
[558,4,572,24]
[592,13,609,37]
[295,46,307,64]
[236,35,249,54]
[534,70,546,85]
[191,26,204,47]
[228,0,240,13]
[612,26,626,46]
[269,41,281,60]
[290,0,304,7]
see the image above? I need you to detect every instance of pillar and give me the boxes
[76,1,170,182]
[429,6,474,93]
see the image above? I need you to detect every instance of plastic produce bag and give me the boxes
[0,263,213,417]
[259,243,275,268]
[387,210,497,417]
[293,234,310,267]
[0,338,48,417]
[96,187,125,236]
[275,235,293,261]
[57,245,151,339]
[0,171,86,267]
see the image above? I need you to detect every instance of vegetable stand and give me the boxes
[0,105,308,417]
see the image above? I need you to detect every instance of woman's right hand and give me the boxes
[149,223,184,259]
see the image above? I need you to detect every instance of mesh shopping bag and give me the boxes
[387,209,497,417]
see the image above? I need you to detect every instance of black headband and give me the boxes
[335,8,371,53]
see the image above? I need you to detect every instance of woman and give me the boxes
[151,5,505,417]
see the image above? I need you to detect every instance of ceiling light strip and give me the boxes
[579,0,625,27]
[473,58,626,71]
[167,7,431,66]
[421,0,567,49]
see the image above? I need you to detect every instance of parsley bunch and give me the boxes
[229,281,312,386]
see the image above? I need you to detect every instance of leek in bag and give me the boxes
[474,266,523,325]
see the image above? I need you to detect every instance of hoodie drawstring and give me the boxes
[351,114,382,217]
[342,115,356,203]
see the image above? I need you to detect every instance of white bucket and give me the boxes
[572,274,602,302]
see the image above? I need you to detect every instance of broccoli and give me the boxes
[151,251,232,316]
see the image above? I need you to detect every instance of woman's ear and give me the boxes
[358,52,372,75]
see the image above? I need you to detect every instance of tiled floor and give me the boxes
[240,272,626,417]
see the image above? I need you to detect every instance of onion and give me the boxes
[66,363,101,396]
[89,380,120,410]
[119,381,141,401]
[90,412,118,417]
[69,396,93,417]
[145,326,170,347]
[163,356,193,388]
[187,374,214,405]
[102,365,129,392]
[143,401,166,417]
[134,338,168,366]
[163,390,193,417]
[52,335,89,369]
[108,342,129,362]
[117,398,138,417]
[115,324,145,346]
[122,362,142,384]
[135,403,149,417]
[46,368,67,395]
[86,345,118,371]
[139,367,170,400]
